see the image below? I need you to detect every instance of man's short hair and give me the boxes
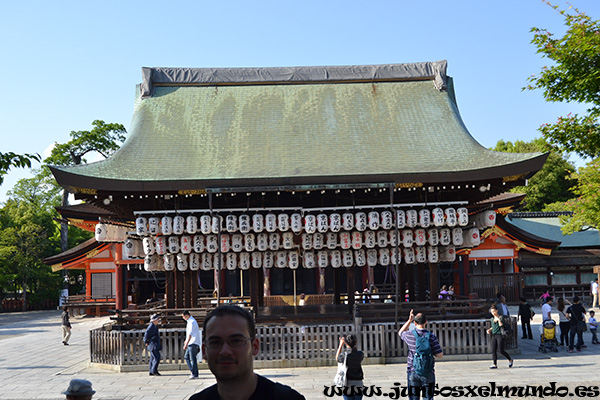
[519,296,527,302]
[414,313,427,325]
[546,296,553,303]
[490,304,498,311]
[496,293,503,299]
[182,310,191,316]
[573,296,580,303]
[203,305,256,337]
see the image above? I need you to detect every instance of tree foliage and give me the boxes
[0,152,40,186]
[493,138,576,211]
[524,1,600,158]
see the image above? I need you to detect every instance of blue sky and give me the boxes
[1,0,599,201]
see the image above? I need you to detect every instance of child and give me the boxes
[589,310,599,344]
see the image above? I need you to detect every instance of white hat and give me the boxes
[62,379,95,396]
[150,314,161,322]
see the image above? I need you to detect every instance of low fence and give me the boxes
[90,317,517,366]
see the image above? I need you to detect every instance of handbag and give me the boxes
[333,352,347,387]
[578,320,588,332]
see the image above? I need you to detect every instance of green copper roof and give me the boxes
[51,63,547,193]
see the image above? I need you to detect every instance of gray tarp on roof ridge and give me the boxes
[141,60,448,98]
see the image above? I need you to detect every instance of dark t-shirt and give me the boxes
[337,348,364,380]
[567,303,586,326]
[189,374,305,400]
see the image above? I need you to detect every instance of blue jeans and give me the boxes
[407,371,435,400]
[342,385,363,400]
[184,344,200,377]
[148,345,161,374]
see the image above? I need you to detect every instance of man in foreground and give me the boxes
[398,309,443,400]
[190,305,305,400]
[143,313,162,376]
[182,310,201,379]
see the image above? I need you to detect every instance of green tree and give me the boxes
[493,138,576,211]
[524,1,600,158]
[0,152,40,186]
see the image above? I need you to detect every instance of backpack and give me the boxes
[412,330,434,376]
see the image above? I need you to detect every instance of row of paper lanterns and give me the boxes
[143,245,458,272]
[134,208,488,237]
[127,227,481,258]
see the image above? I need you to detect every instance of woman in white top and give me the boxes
[557,297,571,346]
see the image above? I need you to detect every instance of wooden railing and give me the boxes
[90,317,517,366]
[468,273,523,303]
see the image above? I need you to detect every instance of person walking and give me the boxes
[487,304,513,369]
[61,306,71,345]
[557,297,570,347]
[143,314,162,375]
[335,334,365,400]
[591,279,598,309]
[517,297,533,340]
[182,310,201,379]
[567,296,586,353]
[61,379,95,400]
[398,309,443,400]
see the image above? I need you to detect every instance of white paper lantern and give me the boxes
[439,245,456,262]
[427,246,439,263]
[414,228,427,247]
[136,217,148,236]
[390,247,400,264]
[431,208,444,227]
[445,208,457,227]
[239,214,251,234]
[251,252,262,269]
[201,253,212,270]
[342,213,354,231]
[173,215,185,235]
[239,252,250,270]
[191,235,203,254]
[161,216,173,235]
[177,254,188,271]
[368,211,380,230]
[163,254,175,271]
[124,238,141,258]
[367,249,378,267]
[220,234,230,253]
[278,213,290,231]
[252,214,264,233]
[213,254,224,270]
[377,230,389,247]
[351,231,362,249]
[211,216,222,234]
[226,253,237,270]
[304,214,316,234]
[389,231,399,247]
[276,251,287,268]
[342,250,354,267]
[463,228,481,247]
[402,229,414,247]
[355,212,367,231]
[200,215,212,234]
[226,215,238,232]
[181,236,192,254]
[330,250,342,268]
[418,209,431,228]
[457,207,469,226]
[289,251,300,269]
[168,236,180,254]
[416,246,427,263]
[269,233,280,251]
[406,210,418,228]
[339,232,351,249]
[257,233,268,251]
[312,233,323,250]
[144,254,159,271]
[244,233,256,252]
[475,210,496,228]
[364,231,376,248]
[231,234,243,252]
[148,217,160,235]
[317,251,329,268]
[404,247,416,264]
[427,229,439,246]
[263,251,274,269]
[301,233,312,250]
[291,213,302,233]
[182,216,196,235]
[355,249,366,267]
[301,251,314,269]
[206,235,218,253]
[381,211,393,230]
[265,213,277,232]
[439,228,451,246]
[282,232,294,249]
[329,213,341,232]
[326,232,337,249]
[452,228,463,246]
[317,213,329,233]
[396,210,406,229]
[378,248,390,266]
[190,253,200,271]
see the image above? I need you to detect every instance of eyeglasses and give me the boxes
[205,336,253,350]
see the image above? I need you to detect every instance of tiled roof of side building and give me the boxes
[50,62,547,193]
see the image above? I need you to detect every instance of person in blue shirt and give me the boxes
[143,314,162,376]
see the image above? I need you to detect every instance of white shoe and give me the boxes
[489,364,497,369]
[189,375,199,379]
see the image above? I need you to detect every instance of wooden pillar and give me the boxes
[333,268,341,304]
[398,264,406,304]
[429,263,439,301]
[184,270,192,309]
[250,268,260,316]
[114,245,124,310]
[191,270,199,308]
[407,263,415,302]
[347,266,356,315]
[85,265,92,301]
[417,264,426,301]
[166,271,175,309]
[176,271,184,309]
[461,255,470,295]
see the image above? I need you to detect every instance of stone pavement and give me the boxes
[1,306,600,399]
